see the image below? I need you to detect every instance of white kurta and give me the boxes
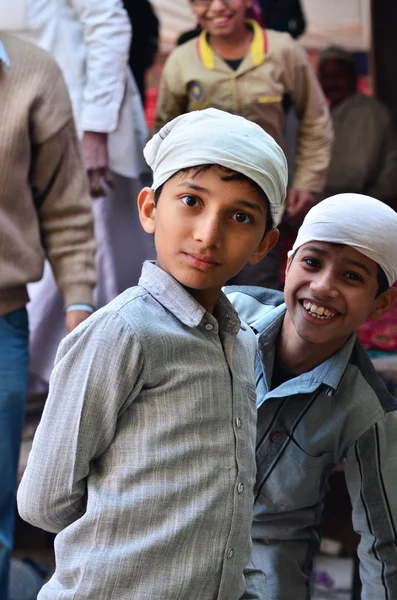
[0,0,155,388]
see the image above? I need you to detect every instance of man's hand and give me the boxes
[65,310,92,333]
[286,188,317,227]
[81,131,114,198]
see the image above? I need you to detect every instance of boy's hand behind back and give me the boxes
[65,310,92,333]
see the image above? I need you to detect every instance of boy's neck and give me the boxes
[208,23,253,61]
[276,313,349,375]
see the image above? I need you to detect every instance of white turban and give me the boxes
[144,108,287,218]
[290,193,397,286]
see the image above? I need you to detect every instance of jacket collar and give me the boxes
[197,19,267,71]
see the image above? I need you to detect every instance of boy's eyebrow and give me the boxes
[342,258,372,276]
[302,245,373,276]
[176,181,264,213]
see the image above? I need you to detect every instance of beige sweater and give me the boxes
[0,33,96,315]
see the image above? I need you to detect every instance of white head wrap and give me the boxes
[290,193,397,286]
[144,108,287,218]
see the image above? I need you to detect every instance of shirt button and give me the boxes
[227,548,234,559]
[236,417,242,428]
[205,323,214,331]
[237,482,244,494]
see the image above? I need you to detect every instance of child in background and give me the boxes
[227,194,397,599]
[17,108,287,600]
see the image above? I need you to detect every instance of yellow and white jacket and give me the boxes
[154,21,333,194]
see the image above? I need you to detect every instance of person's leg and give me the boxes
[0,308,29,599]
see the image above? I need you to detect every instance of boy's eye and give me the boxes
[233,212,252,224]
[303,257,321,268]
[181,195,199,207]
[345,272,363,282]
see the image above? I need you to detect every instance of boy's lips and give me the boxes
[184,252,220,270]
[300,299,341,321]
[210,14,233,27]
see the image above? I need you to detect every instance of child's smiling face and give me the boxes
[190,0,252,41]
[283,241,395,354]
[138,166,278,313]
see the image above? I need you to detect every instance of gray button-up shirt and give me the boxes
[18,262,266,600]
[228,286,397,600]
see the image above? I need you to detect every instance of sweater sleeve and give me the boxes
[17,311,145,533]
[31,113,97,307]
[281,36,334,194]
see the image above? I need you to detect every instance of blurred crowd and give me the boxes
[1,0,397,598]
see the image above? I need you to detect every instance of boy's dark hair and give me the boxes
[289,247,390,298]
[153,165,274,235]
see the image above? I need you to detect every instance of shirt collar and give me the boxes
[0,40,10,68]
[256,302,358,397]
[197,19,267,70]
[138,261,241,334]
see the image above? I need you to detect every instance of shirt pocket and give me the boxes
[257,439,336,512]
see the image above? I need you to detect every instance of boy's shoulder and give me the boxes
[347,338,397,415]
[225,286,285,331]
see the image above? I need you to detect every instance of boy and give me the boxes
[153,0,333,287]
[17,108,287,600]
[227,193,397,599]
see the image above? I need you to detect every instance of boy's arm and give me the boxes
[241,560,269,599]
[17,311,145,533]
[251,507,321,599]
[151,50,188,136]
[281,37,334,198]
[344,413,397,599]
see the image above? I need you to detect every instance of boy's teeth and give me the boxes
[302,300,336,319]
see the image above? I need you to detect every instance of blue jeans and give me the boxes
[0,308,29,599]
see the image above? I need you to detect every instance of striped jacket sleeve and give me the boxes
[344,412,397,599]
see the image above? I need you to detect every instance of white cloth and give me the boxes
[145,108,288,218]
[0,0,148,178]
[290,193,397,286]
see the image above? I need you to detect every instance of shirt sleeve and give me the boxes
[241,559,270,599]
[151,49,189,136]
[344,412,397,600]
[17,311,145,533]
[69,0,131,133]
[281,37,334,194]
[251,505,321,599]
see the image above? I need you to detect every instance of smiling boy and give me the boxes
[17,108,287,600]
[227,193,397,599]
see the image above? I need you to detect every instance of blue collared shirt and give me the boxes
[227,286,397,600]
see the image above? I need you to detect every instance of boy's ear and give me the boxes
[369,287,397,321]
[137,187,156,234]
[248,228,279,265]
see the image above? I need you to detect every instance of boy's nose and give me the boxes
[194,216,222,248]
[309,273,339,298]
